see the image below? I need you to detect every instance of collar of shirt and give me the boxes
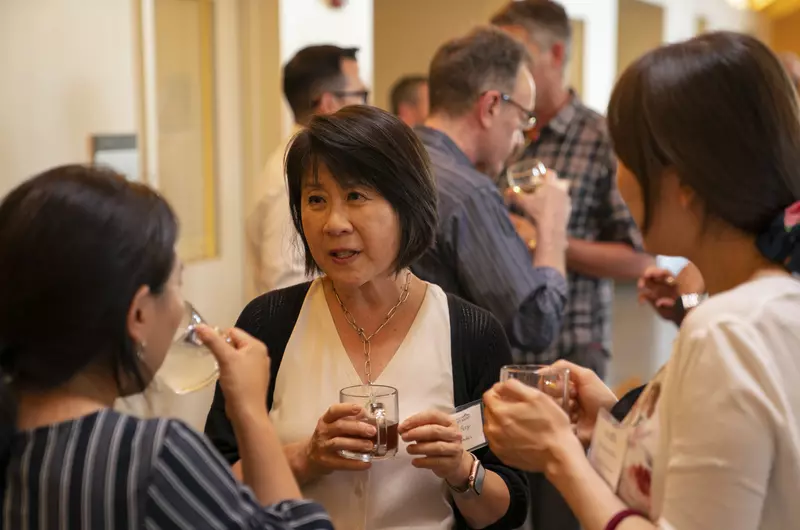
[414,125,475,168]
[415,125,504,194]
[538,89,581,139]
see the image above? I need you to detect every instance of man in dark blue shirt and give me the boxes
[413,26,571,355]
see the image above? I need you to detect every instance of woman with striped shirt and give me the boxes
[0,165,333,529]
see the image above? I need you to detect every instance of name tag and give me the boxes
[589,408,632,490]
[451,400,487,452]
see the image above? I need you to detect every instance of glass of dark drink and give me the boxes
[339,384,399,462]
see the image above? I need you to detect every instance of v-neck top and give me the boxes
[269,279,454,529]
[205,281,530,530]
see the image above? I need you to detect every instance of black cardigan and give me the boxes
[204,282,529,529]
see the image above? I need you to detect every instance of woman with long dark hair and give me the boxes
[483,32,800,530]
[0,165,332,529]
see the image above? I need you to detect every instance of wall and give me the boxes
[617,0,665,78]
[0,0,137,195]
[771,9,800,53]
[373,0,588,112]
[373,0,508,111]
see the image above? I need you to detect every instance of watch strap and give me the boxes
[447,453,482,496]
[472,456,485,496]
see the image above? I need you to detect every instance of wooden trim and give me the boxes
[132,0,149,184]
[199,0,218,258]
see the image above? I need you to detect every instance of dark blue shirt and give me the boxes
[413,126,568,354]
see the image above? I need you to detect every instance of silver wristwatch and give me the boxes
[678,292,708,312]
[674,292,708,323]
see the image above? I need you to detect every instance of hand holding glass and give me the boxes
[500,364,571,410]
[339,384,399,462]
[155,302,222,394]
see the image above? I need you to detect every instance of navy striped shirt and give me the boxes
[413,126,568,355]
[2,409,332,529]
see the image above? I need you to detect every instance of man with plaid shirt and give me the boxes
[492,2,653,530]
[493,0,652,377]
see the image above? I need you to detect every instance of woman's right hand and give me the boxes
[303,404,377,478]
[196,325,270,421]
[550,360,618,447]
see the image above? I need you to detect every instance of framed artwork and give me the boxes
[136,0,218,262]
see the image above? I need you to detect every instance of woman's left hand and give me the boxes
[399,410,473,486]
[483,379,584,474]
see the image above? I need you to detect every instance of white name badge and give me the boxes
[451,400,487,452]
[588,408,632,491]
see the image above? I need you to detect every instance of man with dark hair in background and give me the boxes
[491,1,652,529]
[246,45,368,295]
[389,75,429,127]
[413,26,571,361]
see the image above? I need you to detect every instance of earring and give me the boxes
[136,341,147,360]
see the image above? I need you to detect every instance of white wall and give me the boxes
[0,0,137,195]
[560,0,620,113]
[563,0,763,115]
[278,0,374,136]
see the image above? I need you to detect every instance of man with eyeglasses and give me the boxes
[491,2,652,530]
[413,26,571,357]
[247,45,369,295]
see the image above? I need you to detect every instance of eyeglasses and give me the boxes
[499,93,537,131]
[334,90,370,104]
[312,90,370,106]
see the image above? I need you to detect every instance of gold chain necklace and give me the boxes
[332,271,413,384]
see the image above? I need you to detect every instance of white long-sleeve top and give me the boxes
[246,125,310,294]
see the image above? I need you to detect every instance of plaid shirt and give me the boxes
[518,93,643,368]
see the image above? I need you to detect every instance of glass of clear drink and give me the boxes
[500,364,571,410]
[506,158,547,194]
[155,302,221,394]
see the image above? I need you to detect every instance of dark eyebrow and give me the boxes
[302,180,324,192]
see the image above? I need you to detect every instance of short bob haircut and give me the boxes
[285,105,437,276]
[608,31,800,235]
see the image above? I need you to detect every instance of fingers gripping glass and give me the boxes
[155,302,225,394]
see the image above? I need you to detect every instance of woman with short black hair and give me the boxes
[205,105,528,529]
[0,165,332,529]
